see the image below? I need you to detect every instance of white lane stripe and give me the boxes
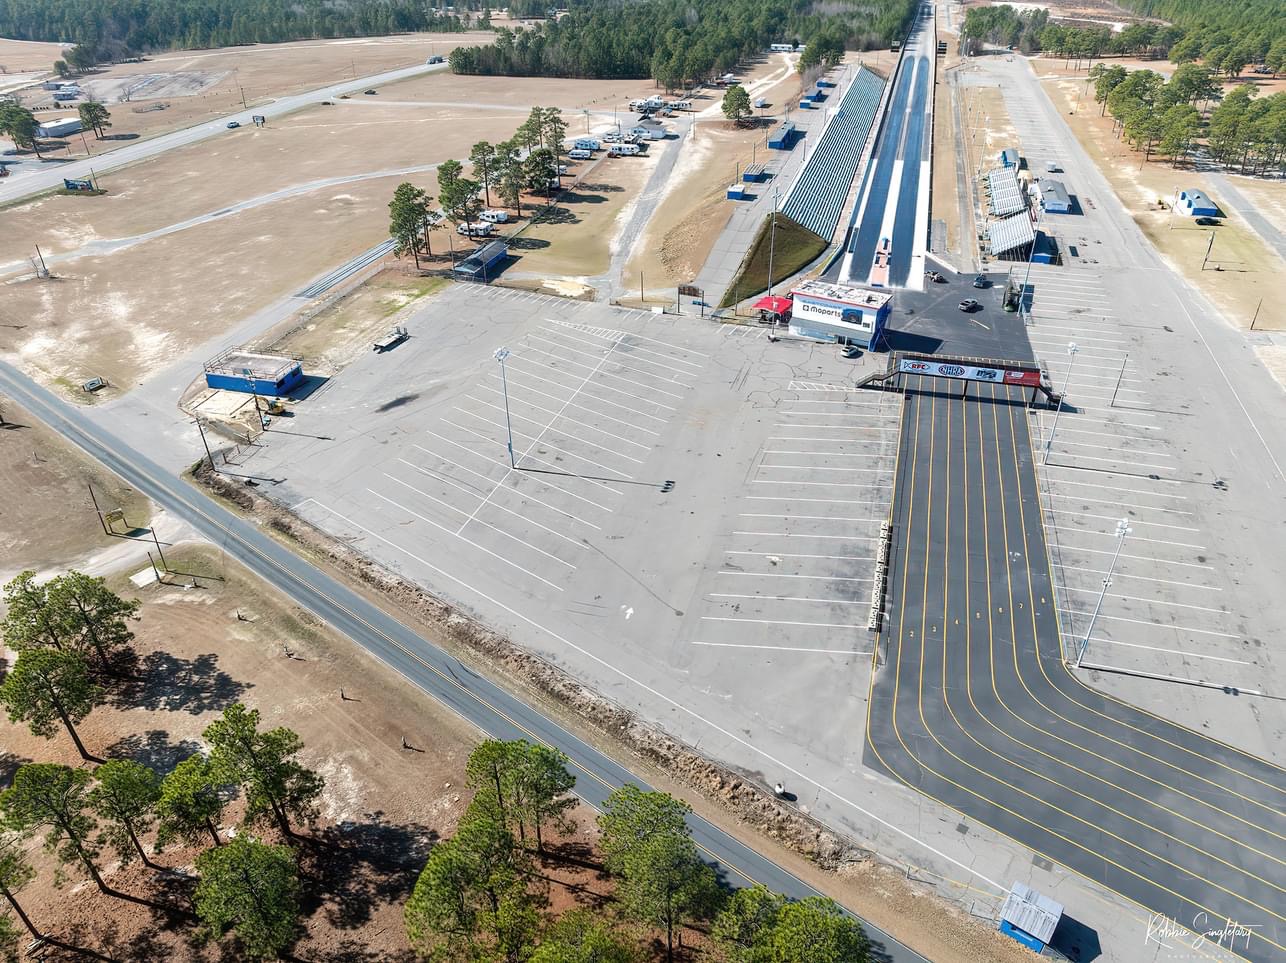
[710,593,867,604]
[365,490,565,590]
[1059,609,1240,640]
[738,513,881,522]
[1053,545,1214,570]
[752,480,889,489]
[454,408,634,484]
[508,352,679,411]
[1038,476,1186,499]
[765,449,892,457]
[1043,492,1192,516]
[718,570,872,582]
[1043,509,1199,532]
[1059,584,1224,614]
[701,616,867,628]
[733,531,880,539]
[1052,563,1221,592]
[468,392,649,459]
[478,377,662,435]
[1082,637,1251,666]
[491,369,669,425]
[526,336,688,399]
[759,464,893,473]
[748,496,890,506]
[725,550,873,561]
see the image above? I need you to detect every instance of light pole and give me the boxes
[1042,341,1078,465]
[766,187,780,297]
[1018,202,1046,326]
[495,347,516,468]
[1076,518,1130,667]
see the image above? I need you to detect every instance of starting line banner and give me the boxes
[898,358,1041,387]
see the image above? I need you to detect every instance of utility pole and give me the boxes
[194,417,215,471]
[1250,299,1262,331]
[1042,342,1078,465]
[494,347,516,469]
[1109,353,1128,408]
[33,244,49,277]
[766,188,780,297]
[1201,231,1215,271]
[1076,519,1130,667]
[87,483,108,534]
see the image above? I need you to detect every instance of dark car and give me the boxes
[1195,216,1220,226]
[364,88,377,95]
[427,55,445,64]
[226,121,240,128]
[958,299,980,312]
[972,274,988,288]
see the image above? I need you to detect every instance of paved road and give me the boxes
[0,60,448,205]
[865,376,1286,962]
[0,360,928,963]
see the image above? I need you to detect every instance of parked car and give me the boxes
[1195,216,1221,226]
[1045,161,1060,173]
[364,88,377,95]
[842,345,861,359]
[958,299,980,312]
[226,121,240,128]
[427,55,444,64]
[925,270,945,283]
[972,275,988,288]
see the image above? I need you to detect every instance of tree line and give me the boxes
[449,0,916,84]
[404,739,871,962]
[1092,62,1286,172]
[0,0,478,61]
[0,571,325,959]
[388,106,570,264]
[962,1,1284,74]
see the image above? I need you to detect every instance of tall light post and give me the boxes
[1019,202,1046,326]
[1076,518,1131,667]
[766,187,781,297]
[1042,341,1078,465]
[495,347,516,468]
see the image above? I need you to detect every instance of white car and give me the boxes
[457,222,495,237]
[602,131,622,143]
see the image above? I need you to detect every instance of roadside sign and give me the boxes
[252,114,266,127]
[63,178,94,192]
[678,284,703,298]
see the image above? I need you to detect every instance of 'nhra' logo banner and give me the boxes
[898,358,1041,387]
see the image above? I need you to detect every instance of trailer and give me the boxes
[373,327,409,352]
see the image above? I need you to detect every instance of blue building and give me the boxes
[741,163,766,183]
[454,239,508,279]
[1177,188,1219,217]
[999,147,1020,169]
[1038,179,1072,213]
[204,349,304,397]
[768,121,796,149]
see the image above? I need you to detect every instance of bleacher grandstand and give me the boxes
[779,67,886,241]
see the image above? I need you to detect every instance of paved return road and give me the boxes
[0,362,929,963]
[865,377,1286,962]
[0,60,448,206]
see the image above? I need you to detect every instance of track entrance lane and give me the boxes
[865,377,1286,962]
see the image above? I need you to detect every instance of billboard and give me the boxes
[898,358,1041,386]
[794,296,873,331]
[63,178,95,192]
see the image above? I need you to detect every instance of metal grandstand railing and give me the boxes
[779,67,886,241]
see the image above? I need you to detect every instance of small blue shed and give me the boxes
[454,239,509,279]
[727,182,748,200]
[1177,188,1218,217]
[999,147,1019,168]
[998,882,1063,954]
[767,121,796,150]
[742,163,766,183]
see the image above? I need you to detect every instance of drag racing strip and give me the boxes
[686,386,901,657]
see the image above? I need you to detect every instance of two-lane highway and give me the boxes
[0,361,929,963]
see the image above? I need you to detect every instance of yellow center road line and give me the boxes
[864,380,1284,960]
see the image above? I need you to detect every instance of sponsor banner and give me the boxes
[794,297,873,330]
[898,358,1041,386]
[63,178,94,192]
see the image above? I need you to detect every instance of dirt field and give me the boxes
[0,37,67,74]
[0,397,151,578]
[6,32,499,152]
[1040,72,1286,330]
[933,34,967,260]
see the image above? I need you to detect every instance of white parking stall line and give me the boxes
[420,433,615,514]
[1042,451,1174,472]
[752,480,890,490]
[550,318,711,363]
[1056,527,1205,549]
[758,464,894,474]
[738,513,883,523]
[732,530,880,539]
[491,368,669,425]
[689,641,872,655]
[1044,508,1198,533]
[1043,491,1192,516]
[1043,439,1173,460]
[1050,563,1221,591]
[366,489,565,591]
[718,570,874,582]
[710,594,867,604]
[383,472,584,552]
[453,408,634,486]
[767,436,894,444]
[1058,609,1239,640]
[725,550,874,561]
[535,327,695,384]
[747,496,890,507]
[701,616,868,629]
[771,424,901,431]
[1058,584,1225,614]
[789,399,899,408]
[521,342,686,401]
[1028,331,1129,345]
[539,327,698,381]
[479,376,663,435]
[1081,637,1252,666]
[468,392,649,460]
[548,321,706,371]
[1037,414,1161,431]
[1037,425,1165,444]
[398,455,601,530]
[509,353,679,411]
[765,449,895,458]
[1052,545,1214,570]
[1038,475,1186,498]
[778,410,901,420]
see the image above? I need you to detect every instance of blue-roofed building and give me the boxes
[1176,188,1218,217]
[998,883,1063,954]
[768,121,797,150]
[999,147,1020,169]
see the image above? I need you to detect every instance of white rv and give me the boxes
[479,209,510,224]
[608,142,641,156]
[571,137,600,151]
[667,99,693,111]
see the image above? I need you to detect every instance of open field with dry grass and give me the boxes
[0,397,151,577]
[0,37,66,73]
[6,32,499,153]
[1039,70,1286,330]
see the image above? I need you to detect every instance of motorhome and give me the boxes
[608,142,642,156]
[571,137,600,151]
[457,222,496,237]
[479,209,510,224]
[567,148,593,160]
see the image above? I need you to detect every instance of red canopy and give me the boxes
[752,295,793,315]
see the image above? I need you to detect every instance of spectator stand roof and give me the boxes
[999,882,1063,945]
[986,167,1026,217]
[987,212,1036,257]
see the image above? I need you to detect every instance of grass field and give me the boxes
[718,213,828,308]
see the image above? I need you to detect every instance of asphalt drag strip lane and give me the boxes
[864,376,1286,962]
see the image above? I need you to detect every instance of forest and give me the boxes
[0,0,481,55]
[448,0,917,82]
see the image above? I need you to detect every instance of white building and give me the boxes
[788,279,893,348]
[37,116,82,138]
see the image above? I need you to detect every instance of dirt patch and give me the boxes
[1040,71,1286,330]
[0,37,66,74]
[514,156,659,279]
[255,269,451,375]
[190,464,1033,963]
[0,396,151,578]
[934,44,966,258]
